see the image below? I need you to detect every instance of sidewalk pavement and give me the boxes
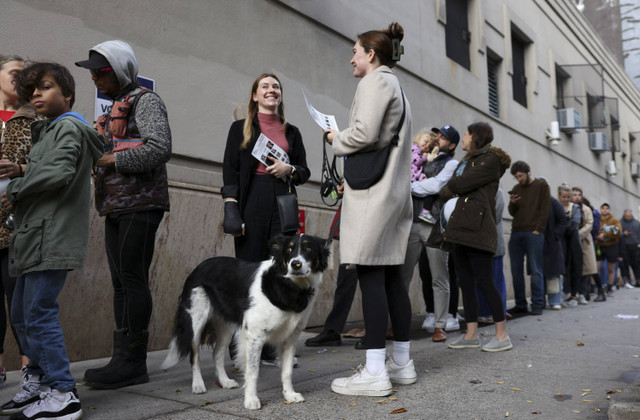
[1,289,639,419]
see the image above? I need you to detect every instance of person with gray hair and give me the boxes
[619,209,640,288]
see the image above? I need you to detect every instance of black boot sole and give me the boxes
[305,339,342,347]
[84,373,149,390]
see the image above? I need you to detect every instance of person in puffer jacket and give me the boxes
[75,40,171,390]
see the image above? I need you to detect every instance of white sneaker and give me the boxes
[421,313,435,333]
[567,298,578,307]
[551,305,562,310]
[385,357,417,385]
[624,282,634,289]
[578,294,588,305]
[445,314,460,332]
[331,365,392,396]
[0,374,42,415]
[21,388,82,420]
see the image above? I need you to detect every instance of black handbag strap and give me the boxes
[390,88,406,147]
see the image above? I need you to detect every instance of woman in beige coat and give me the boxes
[325,22,414,397]
[572,188,604,301]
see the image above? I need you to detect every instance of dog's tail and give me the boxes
[161,284,200,370]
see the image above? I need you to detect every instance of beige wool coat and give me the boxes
[579,203,598,275]
[332,65,413,265]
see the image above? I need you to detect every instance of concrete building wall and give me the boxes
[2,0,640,368]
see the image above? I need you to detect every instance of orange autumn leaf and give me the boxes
[390,408,407,414]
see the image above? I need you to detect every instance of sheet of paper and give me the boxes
[615,314,639,319]
[303,90,339,131]
[251,133,290,166]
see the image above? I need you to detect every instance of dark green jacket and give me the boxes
[6,114,104,276]
[427,146,511,254]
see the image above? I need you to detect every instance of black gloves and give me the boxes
[223,201,244,235]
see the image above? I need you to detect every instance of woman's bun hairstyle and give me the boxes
[357,22,405,68]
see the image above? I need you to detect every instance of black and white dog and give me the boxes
[161,234,329,410]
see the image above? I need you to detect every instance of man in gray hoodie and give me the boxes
[75,40,172,389]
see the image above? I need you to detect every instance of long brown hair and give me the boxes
[357,22,404,68]
[465,122,493,158]
[241,73,287,149]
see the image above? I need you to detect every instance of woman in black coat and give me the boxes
[221,74,310,363]
[221,73,310,261]
[435,122,513,352]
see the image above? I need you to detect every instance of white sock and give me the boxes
[365,348,386,376]
[392,341,410,366]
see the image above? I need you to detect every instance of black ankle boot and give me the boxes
[84,330,149,389]
[84,330,127,377]
[594,290,606,302]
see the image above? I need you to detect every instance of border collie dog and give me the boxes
[162,234,329,410]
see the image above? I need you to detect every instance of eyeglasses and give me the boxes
[90,67,113,77]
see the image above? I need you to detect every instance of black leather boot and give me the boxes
[84,330,127,377]
[84,330,149,389]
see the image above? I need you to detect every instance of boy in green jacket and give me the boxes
[0,62,103,420]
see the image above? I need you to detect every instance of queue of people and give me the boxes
[0,19,639,418]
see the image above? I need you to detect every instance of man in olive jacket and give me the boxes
[507,161,550,317]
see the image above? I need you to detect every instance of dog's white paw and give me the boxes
[192,384,207,394]
[219,378,239,389]
[283,391,305,403]
[244,396,261,410]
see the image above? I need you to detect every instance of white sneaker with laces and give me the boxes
[331,364,392,396]
[20,388,82,420]
[385,357,417,385]
[421,313,435,333]
[0,374,42,415]
[445,314,460,332]
[578,294,588,305]
[624,282,634,289]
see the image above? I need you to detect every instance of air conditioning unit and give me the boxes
[588,132,608,153]
[632,161,640,179]
[557,108,581,133]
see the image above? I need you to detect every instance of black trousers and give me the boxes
[105,210,163,333]
[0,248,23,355]
[324,264,358,333]
[452,244,505,324]
[357,265,411,349]
[235,175,293,261]
[620,243,640,282]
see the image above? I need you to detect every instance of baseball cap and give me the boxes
[75,51,111,70]
[431,125,460,144]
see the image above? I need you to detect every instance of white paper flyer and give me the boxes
[251,133,290,166]
[303,90,339,131]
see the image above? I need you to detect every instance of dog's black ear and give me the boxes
[268,234,287,257]
[268,234,289,271]
[319,238,331,272]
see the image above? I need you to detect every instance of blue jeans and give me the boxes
[509,231,545,309]
[11,270,75,391]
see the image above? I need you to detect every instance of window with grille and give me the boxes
[511,32,528,107]
[487,54,500,117]
[445,0,471,70]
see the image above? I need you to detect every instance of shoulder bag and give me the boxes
[343,89,406,190]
